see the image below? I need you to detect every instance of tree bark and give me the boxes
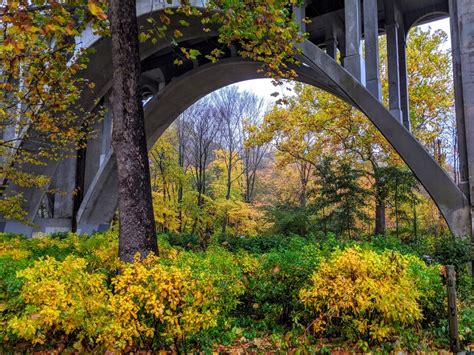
[374,200,386,235]
[110,0,158,262]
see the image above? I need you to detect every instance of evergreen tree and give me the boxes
[313,157,369,237]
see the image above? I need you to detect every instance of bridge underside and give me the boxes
[1,0,472,240]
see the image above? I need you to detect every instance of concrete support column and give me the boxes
[338,35,346,65]
[293,1,306,34]
[84,121,101,192]
[100,97,113,166]
[325,38,338,59]
[52,158,76,219]
[363,0,381,99]
[325,21,338,60]
[398,27,411,130]
[449,0,474,239]
[385,7,402,123]
[449,0,470,199]
[344,0,364,81]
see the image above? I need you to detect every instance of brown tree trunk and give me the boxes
[222,152,232,234]
[110,0,158,262]
[374,200,386,235]
[372,163,386,236]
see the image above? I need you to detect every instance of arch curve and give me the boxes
[75,56,353,231]
[77,42,471,237]
[405,10,449,35]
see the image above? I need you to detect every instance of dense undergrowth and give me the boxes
[0,231,472,353]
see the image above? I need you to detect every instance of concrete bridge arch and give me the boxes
[1,0,472,239]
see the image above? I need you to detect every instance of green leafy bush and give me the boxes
[267,204,314,236]
[0,231,467,352]
[299,247,438,348]
[238,238,321,329]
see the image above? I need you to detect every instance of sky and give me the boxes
[235,18,452,102]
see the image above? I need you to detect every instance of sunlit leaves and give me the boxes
[300,248,424,344]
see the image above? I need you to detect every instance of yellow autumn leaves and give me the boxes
[87,0,107,21]
[102,254,219,349]
[300,248,424,343]
[6,253,219,351]
[1,232,451,351]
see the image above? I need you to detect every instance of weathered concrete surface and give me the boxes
[384,0,403,123]
[343,0,364,81]
[363,0,381,99]
[450,0,474,238]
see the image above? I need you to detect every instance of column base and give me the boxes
[0,221,34,237]
[77,223,110,234]
[0,218,75,237]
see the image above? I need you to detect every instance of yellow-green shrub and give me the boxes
[174,246,248,317]
[100,254,219,351]
[4,249,220,352]
[0,237,31,260]
[7,256,110,350]
[299,247,422,344]
[76,231,121,273]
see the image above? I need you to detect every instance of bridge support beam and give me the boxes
[325,22,338,60]
[344,0,364,82]
[293,1,306,34]
[100,97,113,166]
[449,0,474,239]
[52,158,76,220]
[398,27,411,130]
[384,0,403,123]
[363,0,381,99]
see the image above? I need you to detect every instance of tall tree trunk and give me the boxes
[222,151,232,234]
[395,174,399,238]
[374,200,386,235]
[225,152,232,200]
[412,198,417,239]
[110,0,158,262]
[177,136,184,233]
[372,163,386,236]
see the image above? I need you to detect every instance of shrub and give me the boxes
[171,247,256,349]
[300,248,423,346]
[431,235,471,272]
[101,254,219,352]
[217,233,291,253]
[0,256,32,346]
[369,234,419,256]
[458,303,474,345]
[239,238,321,329]
[6,256,110,350]
[0,232,463,352]
[163,233,203,251]
[173,247,247,317]
[407,256,446,327]
[2,245,221,352]
[267,204,313,236]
